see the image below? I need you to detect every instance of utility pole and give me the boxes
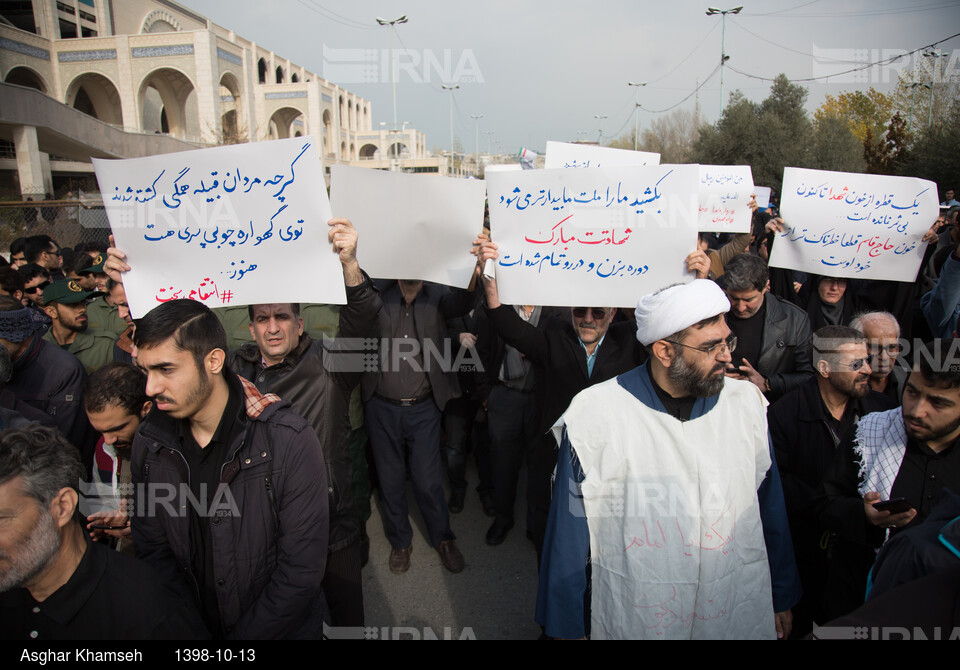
[628,82,646,151]
[471,114,483,176]
[594,114,608,144]
[706,6,742,114]
[441,84,459,176]
[376,15,408,133]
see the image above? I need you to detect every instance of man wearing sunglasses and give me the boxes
[17,264,50,310]
[816,339,960,624]
[536,279,800,639]
[474,237,645,562]
[767,325,896,637]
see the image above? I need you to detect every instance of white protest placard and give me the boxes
[93,136,344,319]
[330,165,485,287]
[544,141,660,169]
[484,164,522,173]
[486,165,700,307]
[698,165,755,233]
[754,186,772,209]
[769,167,939,282]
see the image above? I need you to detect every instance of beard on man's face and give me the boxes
[668,347,725,398]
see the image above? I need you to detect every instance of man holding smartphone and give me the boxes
[816,339,960,621]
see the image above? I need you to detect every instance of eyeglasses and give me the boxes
[23,281,51,294]
[572,307,607,320]
[666,335,737,357]
[835,358,868,371]
[867,343,902,356]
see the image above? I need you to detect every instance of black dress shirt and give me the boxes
[0,533,208,640]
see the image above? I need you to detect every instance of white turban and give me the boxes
[635,280,730,346]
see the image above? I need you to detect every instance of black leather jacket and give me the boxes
[230,275,381,552]
[757,294,815,401]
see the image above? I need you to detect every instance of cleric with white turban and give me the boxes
[634,279,731,346]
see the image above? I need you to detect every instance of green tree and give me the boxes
[814,89,893,145]
[892,57,960,135]
[693,75,813,191]
[811,116,866,173]
[899,100,960,190]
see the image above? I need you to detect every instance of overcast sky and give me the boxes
[181,0,960,155]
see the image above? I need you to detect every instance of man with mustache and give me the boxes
[535,279,800,639]
[816,338,960,621]
[768,326,896,637]
[82,363,152,556]
[473,235,648,562]
[0,424,207,640]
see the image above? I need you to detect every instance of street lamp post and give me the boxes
[628,82,646,151]
[441,83,459,176]
[376,14,408,135]
[594,115,608,145]
[706,6,742,115]
[484,130,495,156]
[923,49,948,128]
[471,114,483,176]
[907,81,929,132]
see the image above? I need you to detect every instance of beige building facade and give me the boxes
[0,0,441,196]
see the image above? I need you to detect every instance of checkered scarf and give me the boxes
[853,408,906,502]
[238,375,281,419]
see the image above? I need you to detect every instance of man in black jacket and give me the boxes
[473,237,646,562]
[768,325,896,637]
[230,218,379,626]
[814,339,960,623]
[722,254,815,401]
[126,298,329,640]
[0,296,95,465]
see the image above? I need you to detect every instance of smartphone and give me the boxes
[727,354,744,374]
[872,497,914,514]
[89,524,128,530]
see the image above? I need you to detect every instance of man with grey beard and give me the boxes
[535,280,800,640]
[0,424,207,639]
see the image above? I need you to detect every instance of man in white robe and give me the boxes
[535,279,801,639]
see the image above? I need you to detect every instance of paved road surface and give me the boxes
[360,462,543,641]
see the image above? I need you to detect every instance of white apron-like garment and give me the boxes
[562,376,776,640]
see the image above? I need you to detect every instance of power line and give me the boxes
[742,0,959,19]
[296,0,379,30]
[740,0,821,17]
[724,29,960,83]
[728,18,866,64]
[641,63,722,114]
[646,22,720,85]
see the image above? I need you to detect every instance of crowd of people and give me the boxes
[1,192,959,640]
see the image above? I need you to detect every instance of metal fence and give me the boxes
[0,197,111,258]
